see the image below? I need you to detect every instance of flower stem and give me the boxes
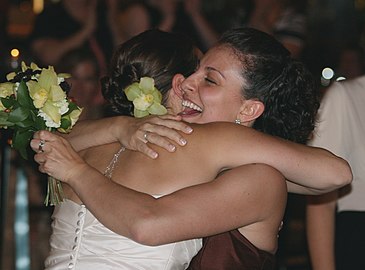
[44,176,65,206]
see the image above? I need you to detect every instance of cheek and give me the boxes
[165,91,181,115]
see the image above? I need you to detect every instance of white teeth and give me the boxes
[182,100,203,112]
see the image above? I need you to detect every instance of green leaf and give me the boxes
[15,117,34,128]
[17,81,34,109]
[12,129,34,160]
[67,101,78,112]
[0,120,14,127]
[1,97,17,109]
[60,117,71,129]
[31,111,46,130]
[8,107,30,122]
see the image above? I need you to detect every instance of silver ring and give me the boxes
[143,132,149,143]
[38,140,45,153]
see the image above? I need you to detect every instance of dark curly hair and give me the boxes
[101,29,199,116]
[218,28,320,144]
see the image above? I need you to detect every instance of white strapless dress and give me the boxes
[44,199,202,270]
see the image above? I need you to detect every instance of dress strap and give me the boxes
[103,146,125,179]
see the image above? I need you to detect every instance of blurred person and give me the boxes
[179,0,219,50]
[247,0,308,59]
[29,0,119,75]
[115,0,218,52]
[57,49,105,120]
[335,44,365,79]
[306,75,365,270]
[115,0,179,43]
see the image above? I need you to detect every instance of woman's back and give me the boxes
[64,122,286,251]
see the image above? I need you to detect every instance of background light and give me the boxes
[10,48,20,58]
[322,67,334,80]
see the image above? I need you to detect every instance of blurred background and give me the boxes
[0,0,365,269]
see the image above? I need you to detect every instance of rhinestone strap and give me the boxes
[103,146,125,179]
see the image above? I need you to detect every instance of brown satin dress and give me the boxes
[187,229,275,270]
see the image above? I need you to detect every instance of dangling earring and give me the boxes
[234,119,241,125]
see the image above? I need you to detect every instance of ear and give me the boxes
[237,100,265,127]
[172,74,185,99]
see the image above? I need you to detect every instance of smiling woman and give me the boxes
[30,28,351,270]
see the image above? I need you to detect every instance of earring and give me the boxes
[234,119,241,125]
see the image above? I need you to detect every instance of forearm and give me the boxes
[64,116,128,151]
[68,163,284,246]
[260,141,352,193]
[234,128,352,193]
[286,181,325,195]
[211,123,351,194]
[306,192,337,270]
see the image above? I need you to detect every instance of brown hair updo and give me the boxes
[101,29,199,116]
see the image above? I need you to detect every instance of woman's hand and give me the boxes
[120,115,193,159]
[31,130,89,184]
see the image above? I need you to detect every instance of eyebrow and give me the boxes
[205,66,226,80]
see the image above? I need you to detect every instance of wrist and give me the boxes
[112,116,129,143]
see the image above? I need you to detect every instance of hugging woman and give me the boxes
[32,28,351,270]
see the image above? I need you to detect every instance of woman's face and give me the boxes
[168,45,246,124]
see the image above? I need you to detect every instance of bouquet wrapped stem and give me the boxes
[45,176,65,206]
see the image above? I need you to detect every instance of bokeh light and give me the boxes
[322,67,334,80]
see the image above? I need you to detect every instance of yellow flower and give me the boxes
[0,82,14,98]
[27,67,66,106]
[124,77,167,118]
[26,66,68,126]
[21,61,40,73]
[32,87,48,108]
[0,82,14,110]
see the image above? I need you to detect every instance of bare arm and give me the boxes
[306,192,338,270]
[32,123,350,244]
[203,123,351,194]
[65,117,351,193]
[62,115,193,158]
[32,132,284,245]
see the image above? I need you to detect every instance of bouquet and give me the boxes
[0,62,83,206]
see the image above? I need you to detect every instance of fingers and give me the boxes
[153,115,194,134]
[31,131,59,154]
[135,142,159,159]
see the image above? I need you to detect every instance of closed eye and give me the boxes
[205,77,217,85]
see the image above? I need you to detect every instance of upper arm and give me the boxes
[135,163,286,245]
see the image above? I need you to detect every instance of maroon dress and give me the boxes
[187,229,275,270]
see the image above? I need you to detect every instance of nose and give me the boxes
[181,74,197,95]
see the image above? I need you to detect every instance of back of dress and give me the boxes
[44,147,202,270]
[45,199,201,270]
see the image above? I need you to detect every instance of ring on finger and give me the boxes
[38,140,46,153]
[143,132,149,143]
